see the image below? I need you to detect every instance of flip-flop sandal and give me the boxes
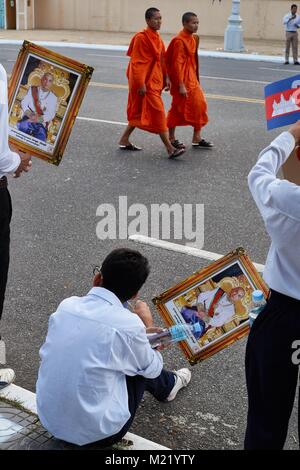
[171,140,186,149]
[119,143,142,151]
[192,139,214,148]
[168,148,185,159]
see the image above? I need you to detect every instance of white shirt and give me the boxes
[283,13,300,32]
[36,287,163,446]
[21,86,57,124]
[0,63,20,178]
[248,131,300,301]
[197,288,235,327]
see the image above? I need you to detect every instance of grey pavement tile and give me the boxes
[0,400,91,450]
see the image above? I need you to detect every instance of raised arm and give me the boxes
[283,13,292,25]
[248,123,300,233]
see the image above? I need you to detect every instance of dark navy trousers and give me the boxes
[93,368,175,448]
[0,186,11,322]
[245,289,300,449]
[17,118,47,142]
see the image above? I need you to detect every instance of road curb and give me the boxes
[0,39,284,63]
[0,384,169,450]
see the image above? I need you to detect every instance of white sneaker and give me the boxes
[166,368,191,402]
[0,368,15,390]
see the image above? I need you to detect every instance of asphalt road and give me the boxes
[0,45,298,449]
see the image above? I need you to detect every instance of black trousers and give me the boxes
[91,368,175,448]
[245,289,300,449]
[0,186,12,322]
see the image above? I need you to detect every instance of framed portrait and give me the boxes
[152,247,269,365]
[8,41,94,165]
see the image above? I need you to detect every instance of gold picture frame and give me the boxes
[8,41,94,166]
[152,247,269,365]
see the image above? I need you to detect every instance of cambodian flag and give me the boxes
[265,75,300,130]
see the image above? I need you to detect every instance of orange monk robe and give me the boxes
[126,27,168,134]
[166,30,208,129]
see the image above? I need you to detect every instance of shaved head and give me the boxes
[145,7,160,20]
[182,12,198,24]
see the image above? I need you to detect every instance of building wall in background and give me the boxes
[23,0,291,41]
[0,0,5,29]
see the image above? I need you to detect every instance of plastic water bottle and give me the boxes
[147,322,203,349]
[249,290,266,327]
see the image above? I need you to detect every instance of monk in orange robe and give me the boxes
[166,12,213,149]
[118,8,185,159]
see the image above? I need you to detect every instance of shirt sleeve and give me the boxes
[248,131,300,224]
[198,289,216,307]
[0,64,21,177]
[283,14,290,25]
[110,328,163,379]
[42,93,57,123]
[208,304,234,327]
[21,88,32,113]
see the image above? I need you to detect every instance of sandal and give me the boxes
[119,143,142,151]
[168,148,185,159]
[192,139,214,148]
[170,139,186,149]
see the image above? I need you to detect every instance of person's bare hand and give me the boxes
[155,343,170,351]
[138,84,147,96]
[289,120,300,145]
[133,300,154,328]
[179,83,188,97]
[9,143,19,154]
[146,326,164,334]
[14,152,32,178]
[146,326,171,351]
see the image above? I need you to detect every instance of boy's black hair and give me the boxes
[182,12,198,24]
[291,4,298,9]
[145,7,160,20]
[101,248,150,302]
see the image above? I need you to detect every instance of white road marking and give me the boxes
[87,53,128,58]
[201,75,268,85]
[89,62,268,85]
[259,66,299,73]
[1,53,281,86]
[129,234,265,273]
[77,116,127,126]
[86,60,265,85]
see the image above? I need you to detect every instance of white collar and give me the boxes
[87,287,124,308]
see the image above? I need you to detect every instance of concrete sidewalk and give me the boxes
[0,384,169,450]
[0,29,286,58]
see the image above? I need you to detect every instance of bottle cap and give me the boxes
[169,324,188,341]
[193,322,202,333]
[252,290,264,302]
